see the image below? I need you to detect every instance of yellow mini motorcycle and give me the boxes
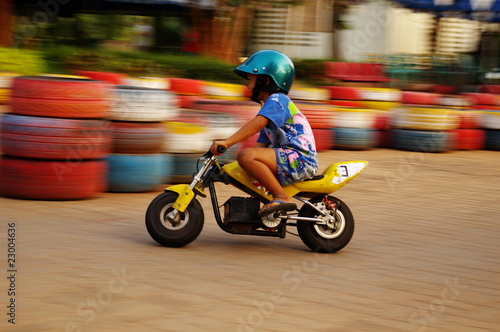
[145,147,368,253]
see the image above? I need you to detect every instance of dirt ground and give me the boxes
[1,148,499,332]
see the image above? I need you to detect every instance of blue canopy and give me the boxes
[393,0,500,21]
[394,0,499,11]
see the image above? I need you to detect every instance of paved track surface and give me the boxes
[1,148,499,332]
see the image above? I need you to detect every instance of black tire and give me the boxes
[145,191,204,247]
[296,196,354,253]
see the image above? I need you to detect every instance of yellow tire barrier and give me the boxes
[391,106,459,130]
[288,86,330,101]
[0,88,9,105]
[0,72,18,105]
[203,81,246,100]
[361,100,399,111]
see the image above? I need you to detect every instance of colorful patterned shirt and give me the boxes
[256,92,318,186]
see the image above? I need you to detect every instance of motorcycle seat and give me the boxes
[306,175,324,181]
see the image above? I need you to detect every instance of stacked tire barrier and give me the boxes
[322,86,364,108]
[163,118,212,183]
[359,87,401,111]
[106,86,178,192]
[165,79,254,182]
[290,86,334,152]
[331,107,377,150]
[390,105,459,153]
[0,76,112,200]
[466,93,500,150]
[446,93,485,150]
[359,87,401,148]
[166,79,210,183]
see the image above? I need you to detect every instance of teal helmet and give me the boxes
[234,49,294,94]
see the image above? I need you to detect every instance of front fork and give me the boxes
[166,155,216,222]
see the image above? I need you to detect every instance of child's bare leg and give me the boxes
[237,148,292,204]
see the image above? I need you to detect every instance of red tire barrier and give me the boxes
[429,85,457,95]
[177,95,199,109]
[0,114,111,160]
[10,76,112,119]
[457,111,482,129]
[111,122,165,154]
[10,97,111,119]
[169,78,205,95]
[373,112,390,130]
[479,85,500,94]
[0,157,107,200]
[375,130,391,148]
[462,93,498,106]
[74,71,127,85]
[470,105,500,110]
[11,76,111,100]
[321,86,361,100]
[298,104,334,129]
[449,129,485,150]
[312,128,334,151]
[401,91,440,105]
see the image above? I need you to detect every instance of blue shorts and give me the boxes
[276,148,318,186]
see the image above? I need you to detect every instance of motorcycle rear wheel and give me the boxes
[297,196,354,253]
[145,191,204,247]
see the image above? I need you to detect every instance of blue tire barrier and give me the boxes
[332,127,376,150]
[391,129,451,153]
[162,153,175,184]
[1,113,111,160]
[218,143,241,164]
[106,153,165,192]
[170,154,200,183]
[485,130,500,151]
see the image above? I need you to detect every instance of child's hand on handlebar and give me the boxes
[210,140,228,155]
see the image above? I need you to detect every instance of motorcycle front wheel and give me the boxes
[296,195,354,253]
[145,191,204,247]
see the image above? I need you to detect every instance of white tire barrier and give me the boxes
[358,88,402,102]
[123,77,170,90]
[109,86,179,122]
[288,87,330,101]
[332,107,376,129]
[163,122,211,154]
[482,111,500,130]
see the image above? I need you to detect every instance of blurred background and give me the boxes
[1,0,500,199]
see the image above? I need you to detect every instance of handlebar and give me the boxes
[203,145,227,158]
[217,145,227,154]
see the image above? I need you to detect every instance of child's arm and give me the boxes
[210,115,268,155]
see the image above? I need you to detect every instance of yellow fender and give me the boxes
[166,184,195,213]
